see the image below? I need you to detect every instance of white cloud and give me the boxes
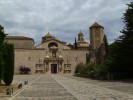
[0,0,130,45]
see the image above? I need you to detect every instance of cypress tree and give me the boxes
[0,25,6,84]
[0,25,14,85]
[103,34,109,58]
[74,37,78,50]
[3,44,14,85]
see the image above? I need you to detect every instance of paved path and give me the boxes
[63,75,133,95]
[1,75,133,100]
[9,75,77,100]
[55,75,133,100]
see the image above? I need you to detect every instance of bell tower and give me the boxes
[78,30,84,41]
[89,22,104,50]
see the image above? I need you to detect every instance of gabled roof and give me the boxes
[90,22,104,28]
[42,38,66,45]
[35,38,67,48]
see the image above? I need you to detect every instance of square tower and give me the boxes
[89,22,104,50]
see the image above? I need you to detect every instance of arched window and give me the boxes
[48,42,58,48]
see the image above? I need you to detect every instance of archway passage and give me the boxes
[51,64,57,74]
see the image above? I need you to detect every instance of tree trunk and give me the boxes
[0,79,1,85]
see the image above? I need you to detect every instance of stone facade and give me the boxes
[5,36,34,49]
[88,22,105,64]
[89,22,104,50]
[5,32,89,74]
[4,22,104,74]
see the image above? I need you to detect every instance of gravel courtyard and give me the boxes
[1,74,133,100]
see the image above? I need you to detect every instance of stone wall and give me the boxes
[5,36,34,49]
[14,49,45,74]
[14,48,88,74]
[62,49,88,73]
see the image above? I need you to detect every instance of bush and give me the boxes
[75,59,129,80]
[93,59,121,80]
[19,66,31,74]
[75,62,96,78]
[75,61,115,80]
[74,63,83,74]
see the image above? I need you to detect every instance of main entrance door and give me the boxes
[51,64,57,74]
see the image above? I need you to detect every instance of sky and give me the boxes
[0,0,131,45]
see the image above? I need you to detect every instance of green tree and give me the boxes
[0,26,6,84]
[103,34,109,58]
[0,47,4,85]
[0,25,14,85]
[74,37,78,50]
[3,44,14,85]
[75,63,83,74]
[0,26,6,43]
[113,2,133,78]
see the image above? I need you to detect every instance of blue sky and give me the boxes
[0,0,130,45]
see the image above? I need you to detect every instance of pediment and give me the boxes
[42,38,66,45]
[35,38,70,49]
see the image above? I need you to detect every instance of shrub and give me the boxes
[74,63,83,74]
[75,62,96,78]
[19,66,31,74]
